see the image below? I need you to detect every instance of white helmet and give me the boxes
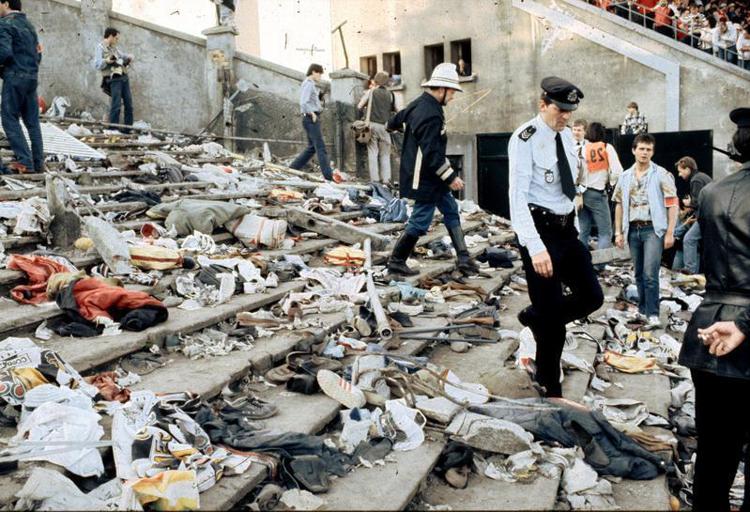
[421,63,463,92]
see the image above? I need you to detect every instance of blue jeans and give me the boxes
[628,224,663,317]
[1,73,43,170]
[578,188,613,250]
[682,222,701,274]
[717,46,737,65]
[290,114,332,180]
[405,191,460,237]
[109,75,134,129]
[672,220,701,274]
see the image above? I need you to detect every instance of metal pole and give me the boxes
[364,238,392,341]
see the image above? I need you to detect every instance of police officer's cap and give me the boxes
[729,107,750,128]
[541,77,584,111]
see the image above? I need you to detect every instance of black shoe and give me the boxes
[447,224,480,275]
[388,232,420,276]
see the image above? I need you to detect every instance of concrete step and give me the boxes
[421,472,561,510]
[45,280,307,373]
[316,269,517,512]
[323,442,444,511]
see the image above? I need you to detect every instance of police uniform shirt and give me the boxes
[508,114,579,256]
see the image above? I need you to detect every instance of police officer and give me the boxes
[678,107,750,511]
[509,77,604,397]
[386,63,479,276]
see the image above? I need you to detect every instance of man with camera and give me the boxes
[95,27,134,132]
[0,0,44,174]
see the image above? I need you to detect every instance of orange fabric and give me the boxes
[654,5,671,27]
[84,371,131,403]
[664,196,679,208]
[72,278,165,322]
[7,255,70,304]
[585,142,610,173]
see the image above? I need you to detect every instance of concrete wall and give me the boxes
[23,0,346,160]
[330,0,750,183]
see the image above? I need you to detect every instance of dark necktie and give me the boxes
[555,132,576,201]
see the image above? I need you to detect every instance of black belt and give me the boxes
[303,112,321,117]
[704,290,750,308]
[630,220,652,228]
[529,204,574,229]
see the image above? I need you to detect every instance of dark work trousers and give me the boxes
[691,369,750,512]
[290,114,333,180]
[109,74,134,130]
[1,72,43,170]
[519,215,604,397]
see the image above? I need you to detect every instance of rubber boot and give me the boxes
[447,224,480,275]
[387,232,419,276]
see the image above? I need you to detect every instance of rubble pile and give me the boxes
[0,117,711,511]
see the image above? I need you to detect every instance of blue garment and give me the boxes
[0,12,41,76]
[578,188,613,250]
[508,115,578,256]
[617,163,671,239]
[299,78,321,115]
[109,75,133,128]
[290,115,332,180]
[1,74,43,170]
[628,224,663,316]
[0,11,42,171]
[405,191,460,238]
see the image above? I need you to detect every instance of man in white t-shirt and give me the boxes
[737,25,750,70]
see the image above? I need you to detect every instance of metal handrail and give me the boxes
[585,0,747,67]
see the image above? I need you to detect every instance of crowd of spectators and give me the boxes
[588,0,750,70]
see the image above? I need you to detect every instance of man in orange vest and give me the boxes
[576,122,623,254]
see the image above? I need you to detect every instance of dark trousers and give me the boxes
[405,191,460,238]
[692,369,750,512]
[519,218,604,397]
[109,75,134,129]
[1,73,43,170]
[290,114,332,180]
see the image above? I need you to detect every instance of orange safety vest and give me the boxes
[584,142,610,173]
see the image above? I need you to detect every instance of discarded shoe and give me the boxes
[445,466,470,489]
[288,455,330,493]
[250,483,283,511]
[222,396,278,420]
[316,369,366,409]
[287,351,343,376]
[265,364,297,383]
[286,373,320,395]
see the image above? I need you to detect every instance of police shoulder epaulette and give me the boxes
[518,125,536,142]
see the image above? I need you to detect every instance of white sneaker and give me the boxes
[646,316,662,329]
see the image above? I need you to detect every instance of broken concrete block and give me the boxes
[416,396,461,424]
[446,411,533,455]
[479,368,539,399]
[84,216,132,275]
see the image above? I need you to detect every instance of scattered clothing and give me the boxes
[7,254,74,304]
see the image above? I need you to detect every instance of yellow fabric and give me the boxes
[324,246,366,267]
[603,350,658,374]
[129,470,199,511]
[129,245,183,270]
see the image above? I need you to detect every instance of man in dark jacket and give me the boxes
[673,156,712,274]
[678,107,750,511]
[0,0,44,174]
[385,63,478,276]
